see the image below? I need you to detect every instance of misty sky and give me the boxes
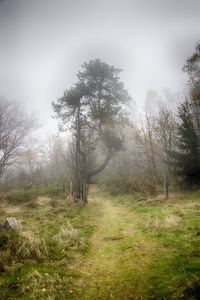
[0,0,200,136]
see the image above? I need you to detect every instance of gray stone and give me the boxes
[1,217,21,231]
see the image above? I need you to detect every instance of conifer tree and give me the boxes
[53,59,130,205]
[171,101,200,185]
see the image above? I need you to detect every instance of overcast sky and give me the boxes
[0,0,200,136]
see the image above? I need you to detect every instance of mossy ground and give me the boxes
[0,185,199,299]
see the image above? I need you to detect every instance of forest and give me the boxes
[0,1,200,299]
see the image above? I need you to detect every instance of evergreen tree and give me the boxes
[171,101,200,185]
[53,59,130,205]
[183,41,200,145]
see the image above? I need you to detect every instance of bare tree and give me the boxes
[44,135,70,185]
[0,98,36,179]
[155,106,178,174]
[143,109,158,179]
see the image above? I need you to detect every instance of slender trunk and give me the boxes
[163,176,169,200]
[74,102,88,206]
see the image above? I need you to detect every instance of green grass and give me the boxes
[0,186,199,299]
[0,193,101,299]
[108,191,200,299]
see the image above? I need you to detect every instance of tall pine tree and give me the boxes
[172,101,200,185]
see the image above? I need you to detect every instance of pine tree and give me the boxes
[172,101,200,185]
[52,59,130,205]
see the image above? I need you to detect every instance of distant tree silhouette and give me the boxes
[0,98,36,179]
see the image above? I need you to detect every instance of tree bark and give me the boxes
[163,176,169,200]
[88,151,112,178]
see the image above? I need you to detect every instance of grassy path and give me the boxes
[71,186,200,300]
[73,186,154,299]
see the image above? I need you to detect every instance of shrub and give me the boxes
[4,184,68,205]
[100,176,156,196]
[5,190,38,204]
[39,185,66,198]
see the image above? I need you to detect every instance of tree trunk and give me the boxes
[73,103,88,206]
[88,151,112,178]
[163,176,169,200]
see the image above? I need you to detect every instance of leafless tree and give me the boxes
[0,97,36,179]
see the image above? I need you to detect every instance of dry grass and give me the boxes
[164,214,182,227]
[55,222,86,250]
[184,201,200,209]
[16,230,48,259]
[2,205,23,214]
[21,269,63,298]
[145,214,182,230]
[36,196,51,206]
[0,229,48,272]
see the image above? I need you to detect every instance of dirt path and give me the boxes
[74,186,150,299]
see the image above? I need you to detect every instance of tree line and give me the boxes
[0,41,200,203]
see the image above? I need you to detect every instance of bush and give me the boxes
[5,190,38,204]
[4,184,68,205]
[100,176,156,196]
[39,185,67,198]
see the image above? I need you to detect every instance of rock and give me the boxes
[1,217,21,231]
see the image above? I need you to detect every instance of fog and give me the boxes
[0,3,200,296]
[0,0,200,136]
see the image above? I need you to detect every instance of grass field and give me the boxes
[0,185,199,299]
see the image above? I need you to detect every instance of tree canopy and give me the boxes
[53,59,131,204]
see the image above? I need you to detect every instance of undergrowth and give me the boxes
[99,176,156,195]
[0,194,100,299]
[2,185,67,205]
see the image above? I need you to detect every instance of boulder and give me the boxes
[1,217,21,231]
